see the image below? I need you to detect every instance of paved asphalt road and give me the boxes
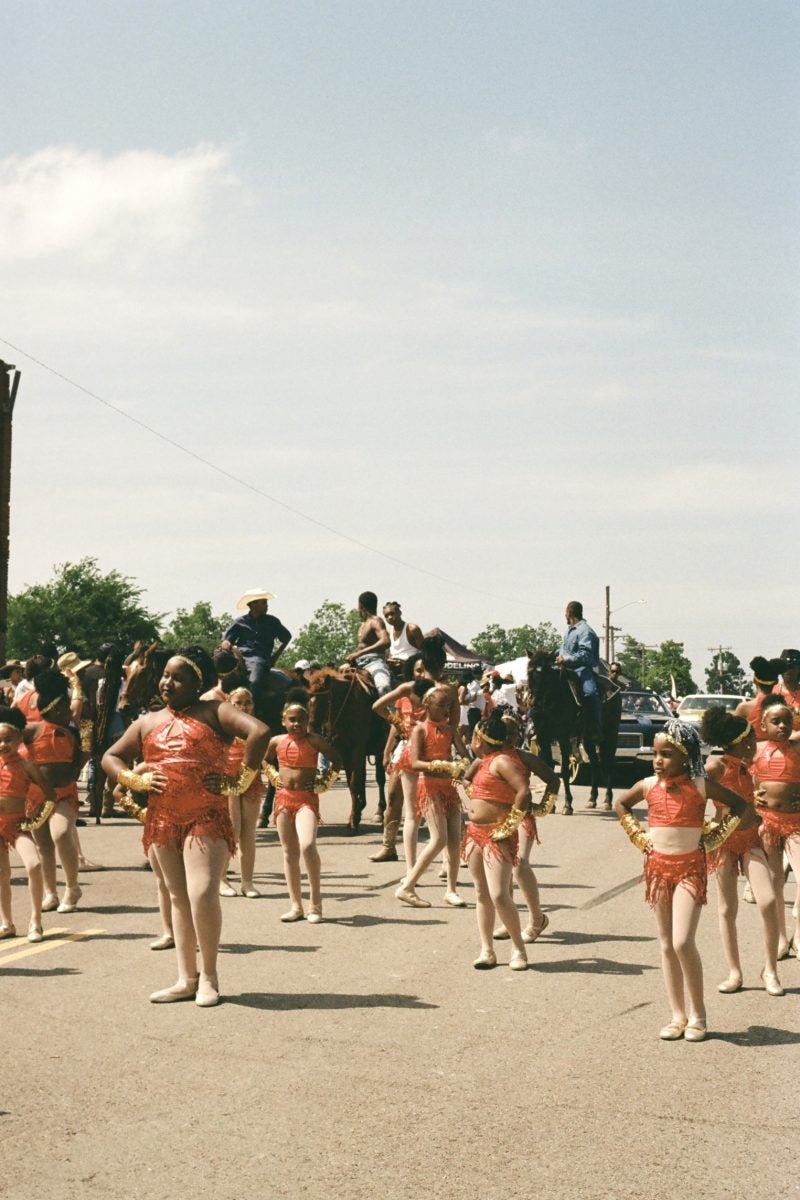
[2,780,797,1200]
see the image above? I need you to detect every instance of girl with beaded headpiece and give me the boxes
[103,646,270,1007]
[395,686,468,910]
[614,719,746,1042]
[700,706,783,996]
[264,693,341,924]
[751,694,800,959]
[0,706,57,942]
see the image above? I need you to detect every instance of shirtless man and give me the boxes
[382,600,424,686]
[346,591,391,696]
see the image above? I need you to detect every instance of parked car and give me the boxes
[615,690,672,763]
[675,694,744,731]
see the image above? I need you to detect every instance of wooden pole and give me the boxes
[0,361,20,663]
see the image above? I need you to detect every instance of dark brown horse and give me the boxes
[526,651,622,812]
[307,667,387,832]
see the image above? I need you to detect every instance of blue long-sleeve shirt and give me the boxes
[559,619,599,682]
[224,613,291,667]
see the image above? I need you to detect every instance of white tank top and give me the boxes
[389,623,416,661]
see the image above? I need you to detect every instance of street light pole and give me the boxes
[0,362,20,662]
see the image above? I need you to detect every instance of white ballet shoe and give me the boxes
[0,924,16,939]
[684,1017,707,1043]
[195,974,220,1007]
[659,1019,687,1040]
[509,950,529,972]
[522,913,549,944]
[395,885,431,908]
[27,923,43,944]
[717,973,743,994]
[41,893,59,912]
[280,906,305,922]
[307,904,323,924]
[150,977,199,1003]
[240,881,260,898]
[219,881,237,897]
[444,892,466,908]
[473,949,497,969]
[150,934,175,951]
[57,886,82,914]
[761,970,785,997]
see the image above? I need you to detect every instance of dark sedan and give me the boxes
[615,690,672,765]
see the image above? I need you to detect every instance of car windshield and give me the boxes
[677,695,740,713]
[621,693,669,716]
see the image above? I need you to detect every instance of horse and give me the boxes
[525,650,601,814]
[307,667,387,832]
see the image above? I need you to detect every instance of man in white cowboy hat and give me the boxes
[223,589,292,717]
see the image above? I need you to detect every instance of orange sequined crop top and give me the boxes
[714,754,754,805]
[396,696,425,738]
[421,719,452,761]
[25,723,77,767]
[142,710,227,814]
[0,753,29,799]
[645,775,707,828]
[754,741,800,785]
[277,734,318,770]
[471,752,516,807]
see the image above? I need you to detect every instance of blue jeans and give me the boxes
[355,653,391,696]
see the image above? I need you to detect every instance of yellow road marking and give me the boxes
[0,928,106,966]
[0,926,69,952]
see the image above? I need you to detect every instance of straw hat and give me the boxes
[235,588,276,612]
[57,651,92,675]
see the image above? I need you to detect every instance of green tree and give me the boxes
[617,636,697,696]
[470,622,559,663]
[7,558,162,658]
[162,601,232,652]
[291,601,361,666]
[705,649,746,695]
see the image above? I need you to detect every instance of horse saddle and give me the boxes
[339,665,378,698]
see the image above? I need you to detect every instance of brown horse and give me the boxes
[307,667,387,832]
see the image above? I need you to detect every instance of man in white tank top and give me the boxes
[382,601,424,686]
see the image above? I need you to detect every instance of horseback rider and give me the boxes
[382,600,424,687]
[346,591,391,696]
[222,589,292,722]
[556,600,602,738]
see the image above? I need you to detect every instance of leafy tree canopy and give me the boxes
[617,636,697,697]
[470,622,560,664]
[7,558,162,659]
[291,601,361,667]
[161,601,232,653]
[705,649,747,696]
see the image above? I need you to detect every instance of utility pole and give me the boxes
[707,644,732,692]
[604,585,611,661]
[0,362,20,663]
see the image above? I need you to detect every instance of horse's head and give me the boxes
[526,648,558,705]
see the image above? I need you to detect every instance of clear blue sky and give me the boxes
[3,1,798,679]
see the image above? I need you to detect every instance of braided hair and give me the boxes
[661,718,705,778]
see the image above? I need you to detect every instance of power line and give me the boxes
[0,334,539,610]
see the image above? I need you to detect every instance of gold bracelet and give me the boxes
[20,800,56,833]
[700,812,742,853]
[79,719,94,752]
[118,790,147,824]
[118,768,154,794]
[220,764,258,796]
[427,758,469,780]
[619,812,652,854]
[263,762,282,789]
[531,789,557,817]
[70,681,84,702]
[491,807,527,842]
[314,766,339,795]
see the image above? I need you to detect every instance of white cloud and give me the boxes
[0,144,237,261]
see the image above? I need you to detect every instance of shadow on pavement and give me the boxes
[0,966,80,977]
[89,905,158,914]
[547,930,653,946]
[334,914,447,929]
[225,991,439,1011]
[710,1026,800,1047]
[221,943,319,955]
[531,956,657,976]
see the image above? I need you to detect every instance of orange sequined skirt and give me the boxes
[462,820,519,866]
[143,801,236,856]
[389,744,414,775]
[25,782,80,819]
[0,812,24,849]
[273,789,320,824]
[708,823,763,875]
[416,775,462,819]
[759,808,800,851]
[644,850,707,908]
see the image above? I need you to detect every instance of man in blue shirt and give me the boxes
[556,600,601,733]
[223,588,292,719]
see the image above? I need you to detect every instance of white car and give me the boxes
[675,694,744,732]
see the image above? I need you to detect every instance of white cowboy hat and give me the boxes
[57,651,92,675]
[236,588,277,611]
